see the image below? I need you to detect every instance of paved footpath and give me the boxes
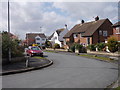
[2,56,53,75]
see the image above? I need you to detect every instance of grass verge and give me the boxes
[33,56,47,60]
[114,86,120,90]
[44,50,55,53]
[77,54,112,61]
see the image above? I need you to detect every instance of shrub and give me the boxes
[87,44,96,51]
[74,43,83,53]
[70,43,86,53]
[45,40,52,48]
[95,42,106,51]
[81,47,87,53]
[2,31,24,58]
[70,45,75,52]
[107,36,118,53]
[60,47,65,49]
[53,43,60,49]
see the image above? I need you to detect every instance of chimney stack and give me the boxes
[95,16,99,21]
[81,20,84,24]
[65,24,67,29]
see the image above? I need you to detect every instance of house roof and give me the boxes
[112,21,120,27]
[64,19,109,38]
[26,33,46,39]
[56,28,65,36]
[48,33,54,40]
[48,28,65,40]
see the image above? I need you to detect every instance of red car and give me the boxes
[26,46,43,57]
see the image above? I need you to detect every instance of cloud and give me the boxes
[0,2,118,39]
[53,2,118,22]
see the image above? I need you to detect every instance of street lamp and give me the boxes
[8,0,11,61]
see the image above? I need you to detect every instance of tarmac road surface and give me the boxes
[2,52,118,88]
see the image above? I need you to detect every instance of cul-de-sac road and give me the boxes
[2,52,118,88]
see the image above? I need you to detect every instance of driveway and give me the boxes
[2,52,118,88]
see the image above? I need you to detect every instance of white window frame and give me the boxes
[99,30,102,35]
[116,27,120,34]
[103,31,108,37]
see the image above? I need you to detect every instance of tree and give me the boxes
[2,31,24,59]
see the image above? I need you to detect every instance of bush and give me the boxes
[81,47,87,53]
[2,31,24,58]
[87,44,96,51]
[60,47,65,49]
[95,42,106,51]
[70,45,75,52]
[53,43,60,49]
[70,43,86,53]
[45,40,52,48]
[107,36,118,53]
[74,43,83,53]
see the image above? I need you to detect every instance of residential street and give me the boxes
[2,52,118,88]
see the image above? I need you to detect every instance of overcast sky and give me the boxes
[0,0,119,39]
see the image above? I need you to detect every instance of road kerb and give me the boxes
[1,60,53,76]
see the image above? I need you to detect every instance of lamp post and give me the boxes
[8,0,11,61]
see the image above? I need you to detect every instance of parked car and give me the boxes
[26,46,43,57]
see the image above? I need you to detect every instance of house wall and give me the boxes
[26,34,46,46]
[74,34,80,43]
[73,33,92,46]
[92,19,113,44]
[51,31,62,47]
[64,35,74,49]
[112,27,120,42]
[35,36,46,46]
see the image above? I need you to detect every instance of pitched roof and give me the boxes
[112,21,120,27]
[48,33,54,40]
[56,28,65,35]
[64,19,109,38]
[48,28,65,40]
[26,33,46,39]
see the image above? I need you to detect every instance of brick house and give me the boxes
[111,21,120,42]
[26,33,46,46]
[63,17,113,48]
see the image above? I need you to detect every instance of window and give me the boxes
[36,38,40,40]
[74,34,78,38]
[87,37,90,45]
[42,38,45,41]
[116,27,120,33]
[54,37,57,40]
[99,30,102,35]
[103,31,107,36]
